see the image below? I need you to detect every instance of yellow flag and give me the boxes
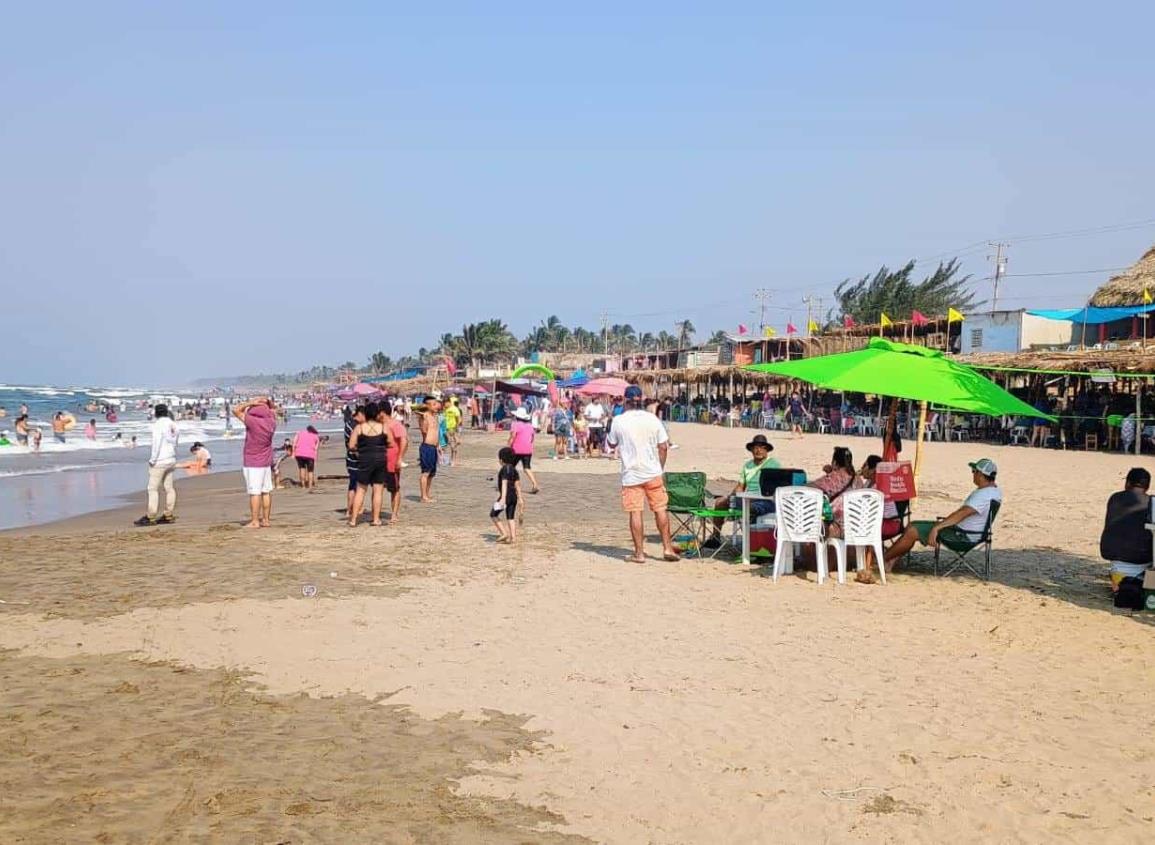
[763,326,777,337]
[807,319,820,334]
[880,312,893,327]
[1144,287,1153,305]
[947,307,965,323]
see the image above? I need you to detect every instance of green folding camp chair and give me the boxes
[664,471,708,539]
[934,500,1001,579]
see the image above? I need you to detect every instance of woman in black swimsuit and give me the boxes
[347,401,394,526]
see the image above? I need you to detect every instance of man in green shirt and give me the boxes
[703,434,780,548]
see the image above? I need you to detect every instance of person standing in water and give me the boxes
[418,394,442,503]
[292,424,321,490]
[84,418,97,440]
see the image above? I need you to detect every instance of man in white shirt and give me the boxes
[606,385,679,563]
[583,399,606,456]
[884,458,1003,565]
[136,403,180,526]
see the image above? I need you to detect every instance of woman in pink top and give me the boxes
[507,407,540,494]
[292,425,321,490]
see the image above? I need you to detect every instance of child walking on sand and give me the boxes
[491,447,522,543]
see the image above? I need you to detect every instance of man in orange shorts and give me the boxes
[606,385,680,563]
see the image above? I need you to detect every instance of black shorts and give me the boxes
[295,457,315,471]
[515,453,532,469]
[490,499,518,520]
[357,462,387,486]
[589,427,605,446]
[384,471,399,493]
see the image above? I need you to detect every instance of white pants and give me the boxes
[147,463,176,517]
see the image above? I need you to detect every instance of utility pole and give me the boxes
[754,288,771,332]
[988,242,1009,312]
[599,311,609,358]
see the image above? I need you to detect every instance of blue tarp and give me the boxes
[560,369,589,388]
[367,368,424,382]
[1028,304,1155,324]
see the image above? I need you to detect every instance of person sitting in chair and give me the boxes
[884,458,1002,567]
[702,434,779,549]
[1099,467,1152,592]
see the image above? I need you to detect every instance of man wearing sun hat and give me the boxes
[703,433,780,549]
[884,457,1002,565]
[606,384,680,563]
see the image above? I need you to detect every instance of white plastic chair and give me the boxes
[772,487,840,584]
[827,489,887,585]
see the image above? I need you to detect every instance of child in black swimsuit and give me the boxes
[491,447,522,544]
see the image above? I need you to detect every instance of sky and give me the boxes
[2,1,1155,386]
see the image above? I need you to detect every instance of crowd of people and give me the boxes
[123,380,1155,601]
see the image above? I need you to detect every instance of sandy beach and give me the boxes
[2,421,1154,843]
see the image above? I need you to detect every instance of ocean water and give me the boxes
[0,384,340,530]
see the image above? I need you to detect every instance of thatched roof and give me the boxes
[960,347,1155,375]
[1089,245,1155,306]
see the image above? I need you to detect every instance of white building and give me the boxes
[958,309,1076,355]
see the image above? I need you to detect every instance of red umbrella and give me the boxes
[352,382,378,396]
[575,377,631,397]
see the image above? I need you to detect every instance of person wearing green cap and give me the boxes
[883,458,1002,567]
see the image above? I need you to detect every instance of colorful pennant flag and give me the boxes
[763,326,777,337]
[1144,287,1153,305]
[947,307,965,323]
[738,323,749,335]
[808,319,820,334]
[911,309,929,326]
[880,312,893,328]
[786,322,798,335]
[843,315,856,328]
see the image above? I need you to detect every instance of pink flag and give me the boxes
[786,322,797,335]
[911,310,929,326]
[737,323,748,335]
[843,315,856,328]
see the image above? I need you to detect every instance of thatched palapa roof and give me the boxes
[1089,245,1155,306]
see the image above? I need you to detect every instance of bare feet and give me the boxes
[855,570,876,584]
[260,520,271,528]
[244,521,261,529]
[625,554,647,564]
[420,498,435,504]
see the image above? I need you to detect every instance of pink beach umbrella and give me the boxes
[576,377,631,397]
[352,382,378,396]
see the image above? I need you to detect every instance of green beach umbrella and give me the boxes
[745,337,1053,420]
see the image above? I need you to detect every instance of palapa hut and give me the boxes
[1090,245,1155,306]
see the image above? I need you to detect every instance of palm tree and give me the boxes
[675,320,696,349]
[707,329,728,345]
[656,330,676,351]
[638,331,656,352]
[368,351,392,373]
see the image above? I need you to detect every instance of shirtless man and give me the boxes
[418,395,442,503]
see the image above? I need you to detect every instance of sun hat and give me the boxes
[513,407,531,421]
[624,384,643,400]
[745,434,774,453]
[968,458,997,477]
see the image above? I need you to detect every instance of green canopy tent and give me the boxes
[745,337,1055,476]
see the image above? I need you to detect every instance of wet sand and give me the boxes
[2,423,1155,842]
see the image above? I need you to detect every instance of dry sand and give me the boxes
[2,422,1154,843]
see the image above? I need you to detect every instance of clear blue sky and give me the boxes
[3,2,1154,385]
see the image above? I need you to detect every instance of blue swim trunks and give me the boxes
[419,443,438,476]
